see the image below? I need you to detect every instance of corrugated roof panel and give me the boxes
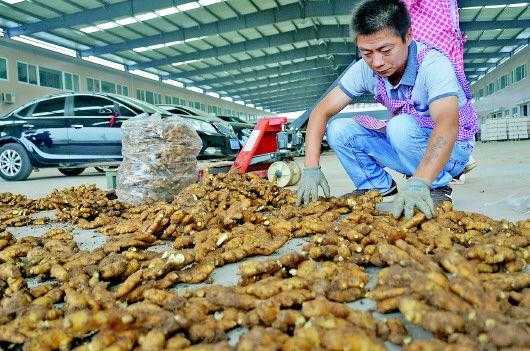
[82,31,127,44]
[122,22,162,37]
[33,0,81,14]
[496,28,523,40]
[254,24,280,36]
[7,2,59,19]
[228,0,259,15]
[475,7,505,21]
[142,18,180,32]
[478,29,503,40]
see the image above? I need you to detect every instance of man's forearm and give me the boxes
[304,111,326,167]
[414,123,458,183]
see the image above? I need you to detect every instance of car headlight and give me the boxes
[213,122,237,138]
[186,119,218,134]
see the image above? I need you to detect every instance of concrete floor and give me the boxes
[1,139,529,221]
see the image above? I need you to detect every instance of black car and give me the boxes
[217,115,255,145]
[157,104,242,151]
[0,93,238,181]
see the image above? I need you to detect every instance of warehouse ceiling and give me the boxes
[0,0,529,113]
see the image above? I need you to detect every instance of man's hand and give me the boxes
[296,166,330,206]
[391,177,435,219]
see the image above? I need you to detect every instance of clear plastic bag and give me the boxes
[116,113,203,204]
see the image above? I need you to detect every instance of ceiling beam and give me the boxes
[195,57,351,88]
[129,25,351,70]
[168,43,355,80]
[222,74,337,95]
[82,0,357,57]
[8,0,198,37]
[460,19,530,32]
[464,52,511,60]
[257,94,322,106]
[235,79,336,98]
[249,86,328,102]
[129,21,526,70]
[464,62,498,69]
[79,0,527,57]
[460,0,529,7]
[252,91,326,104]
[465,38,528,49]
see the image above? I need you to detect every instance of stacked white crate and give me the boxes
[480,118,508,141]
[507,117,529,140]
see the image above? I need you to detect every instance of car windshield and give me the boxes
[108,94,172,117]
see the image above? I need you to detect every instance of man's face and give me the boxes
[357,28,411,81]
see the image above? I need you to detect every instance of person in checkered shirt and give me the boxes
[296,0,478,220]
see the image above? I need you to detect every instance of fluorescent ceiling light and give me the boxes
[162,79,185,88]
[135,12,158,21]
[80,26,99,33]
[83,56,125,71]
[97,21,119,30]
[508,2,528,7]
[155,7,180,16]
[78,1,226,34]
[177,2,201,11]
[206,92,220,98]
[199,0,225,5]
[130,69,159,81]
[188,86,203,93]
[171,59,201,66]
[132,36,207,53]
[1,0,25,4]
[116,17,138,25]
[12,35,77,57]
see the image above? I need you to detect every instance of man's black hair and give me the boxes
[351,0,411,41]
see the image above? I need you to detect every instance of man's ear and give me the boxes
[404,29,412,45]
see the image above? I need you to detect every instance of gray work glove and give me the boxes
[391,177,435,220]
[296,166,330,206]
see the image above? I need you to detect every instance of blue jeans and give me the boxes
[326,114,475,190]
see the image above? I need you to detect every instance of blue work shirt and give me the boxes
[338,41,468,117]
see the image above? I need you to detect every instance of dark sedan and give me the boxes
[0,93,237,181]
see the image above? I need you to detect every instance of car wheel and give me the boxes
[58,168,85,176]
[0,143,33,181]
[95,166,117,173]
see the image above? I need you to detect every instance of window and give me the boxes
[165,96,172,104]
[101,80,116,94]
[513,107,519,116]
[145,91,154,104]
[194,101,201,110]
[172,97,179,105]
[500,75,508,89]
[514,64,526,82]
[136,89,146,101]
[522,104,528,117]
[0,57,7,80]
[39,66,63,89]
[478,89,484,98]
[64,72,80,92]
[17,62,38,85]
[487,82,495,95]
[116,84,129,96]
[32,97,66,117]
[73,95,115,117]
[155,93,162,105]
[87,77,101,92]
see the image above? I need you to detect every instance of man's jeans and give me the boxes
[326,114,475,191]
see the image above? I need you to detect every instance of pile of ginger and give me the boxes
[0,172,528,350]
